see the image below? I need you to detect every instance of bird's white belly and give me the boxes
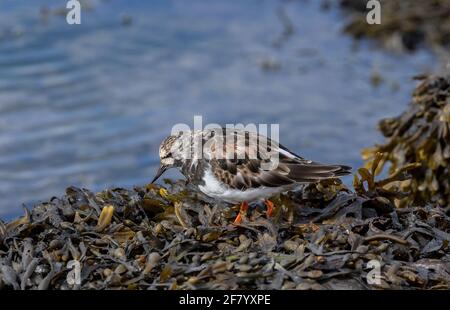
[198,169,288,204]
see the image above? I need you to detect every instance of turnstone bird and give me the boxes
[151,128,351,224]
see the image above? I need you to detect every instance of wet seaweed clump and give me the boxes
[1,156,449,290]
[339,0,450,52]
[362,74,450,208]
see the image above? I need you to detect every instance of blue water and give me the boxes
[0,0,439,219]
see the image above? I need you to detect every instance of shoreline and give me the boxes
[1,74,449,290]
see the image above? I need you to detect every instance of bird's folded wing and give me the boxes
[202,129,351,190]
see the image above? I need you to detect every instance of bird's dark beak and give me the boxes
[151,165,168,184]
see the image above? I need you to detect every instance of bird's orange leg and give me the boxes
[264,199,275,217]
[233,201,249,225]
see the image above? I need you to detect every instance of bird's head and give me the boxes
[151,134,186,183]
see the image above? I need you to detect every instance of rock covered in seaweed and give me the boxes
[339,0,450,52]
[0,167,449,290]
[362,74,450,207]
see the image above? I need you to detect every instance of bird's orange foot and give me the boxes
[233,201,249,225]
[264,199,275,217]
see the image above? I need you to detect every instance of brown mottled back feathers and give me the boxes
[187,129,351,190]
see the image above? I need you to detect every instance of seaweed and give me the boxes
[0,158,449,290]
[362,74,450,208]
[339,0,450,52]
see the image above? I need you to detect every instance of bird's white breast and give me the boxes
[198,168,288,204]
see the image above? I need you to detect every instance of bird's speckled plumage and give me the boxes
[153,128,351,204]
